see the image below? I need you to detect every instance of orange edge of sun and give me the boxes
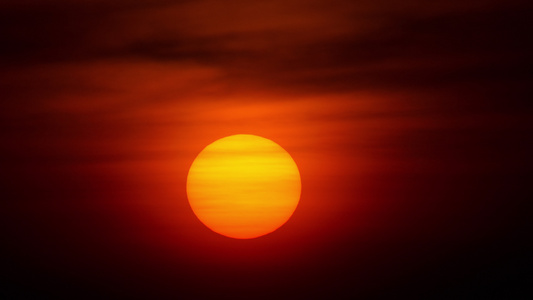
[186,134,302,239]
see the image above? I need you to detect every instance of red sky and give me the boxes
[1,0,531,298]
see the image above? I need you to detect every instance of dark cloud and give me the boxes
[2,0,530,94]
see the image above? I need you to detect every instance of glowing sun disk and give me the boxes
[186,134,301,239]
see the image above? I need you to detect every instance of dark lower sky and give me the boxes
[1,0,531,298]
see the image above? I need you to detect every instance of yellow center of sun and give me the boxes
[186,134,301,239]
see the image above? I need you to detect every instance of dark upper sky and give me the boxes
[1,0,531,298]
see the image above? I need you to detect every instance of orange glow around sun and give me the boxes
[186,134,301,239]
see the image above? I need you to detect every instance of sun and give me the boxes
[186,134,301,239]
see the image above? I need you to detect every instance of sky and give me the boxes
[1,0,531,298]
